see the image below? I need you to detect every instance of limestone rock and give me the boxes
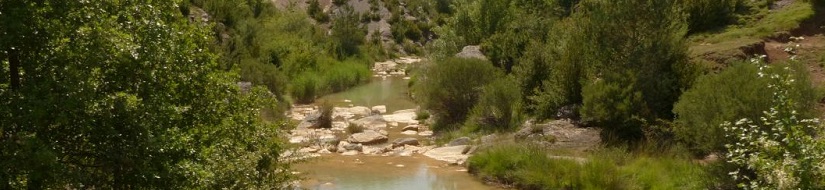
[319,134,340,145]
[352,115,387,129]
[392,137,420,148]
[455,45,488,60]
[289,136,307,144]
[371,105,387,114]
[347,131,388,145]
[341,150,359,156]
[423,145,471,165]
[349,106,372,116]
[383,109,417,124]
[402,125,419,132]
[418,131,433,137]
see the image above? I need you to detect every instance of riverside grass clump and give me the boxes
[467,144,710,190]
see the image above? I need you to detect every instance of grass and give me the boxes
[692,2,814,44]
[346,123,364,134]
[690,1,815,57]
[467,144,711,190]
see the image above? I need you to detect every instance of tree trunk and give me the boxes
[9,48,20,90]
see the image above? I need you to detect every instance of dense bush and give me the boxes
[415,58,501,131]
[308,0,330,23]
[465,77,524,132]
[319,59,371,93]
[333,0,347,6]
[291,72,322,104]
[674,60,820,155]
[722,62,825,189]
[683,0,743,34]
[239,60,288,100]
[392,20,423,43]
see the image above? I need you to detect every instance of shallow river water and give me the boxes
[294,155,497,190]
[295,76,498,190]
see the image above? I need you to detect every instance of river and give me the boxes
[293,76,498,190]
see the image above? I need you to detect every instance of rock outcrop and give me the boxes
[455,45,487,60]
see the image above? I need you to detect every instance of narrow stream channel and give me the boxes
[294,76,498,190]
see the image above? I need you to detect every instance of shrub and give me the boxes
[392,20,423,43]
[291,72,321,104]
[673,60,819,155]
[722,62,825,189]
[239,60,288,100]
[333,0,347,6]
[465,77,523,132]
[308,0,330,23]
[683,0,743,34]
[415,58,500,131]
[320,59,370,93]
[318,102,334,129]
[179,0,190,16]
[415,109,430,120]
[346,123,364,134]
[402,40,421,55]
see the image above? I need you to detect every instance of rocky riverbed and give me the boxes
[285,104,475,165]
[283,56,476,166]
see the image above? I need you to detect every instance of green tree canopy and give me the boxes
[0,1,290,188]
[567,0,691,140]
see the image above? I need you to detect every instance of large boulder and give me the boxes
[349,106,372,116]
[352,115,387,129]
[297,112,322,129]
[347,131,388,145]
[392,138,420,148]
[423,145,472,165]
[371,105,387,114]
[455,45,488,60]
[383,109,417,124]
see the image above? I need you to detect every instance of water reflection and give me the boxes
[295,155,497,190]
[316,77,416,113]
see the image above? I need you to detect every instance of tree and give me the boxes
[567,0,691,141]
[0,1,291,188]
[330,5,366,59]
